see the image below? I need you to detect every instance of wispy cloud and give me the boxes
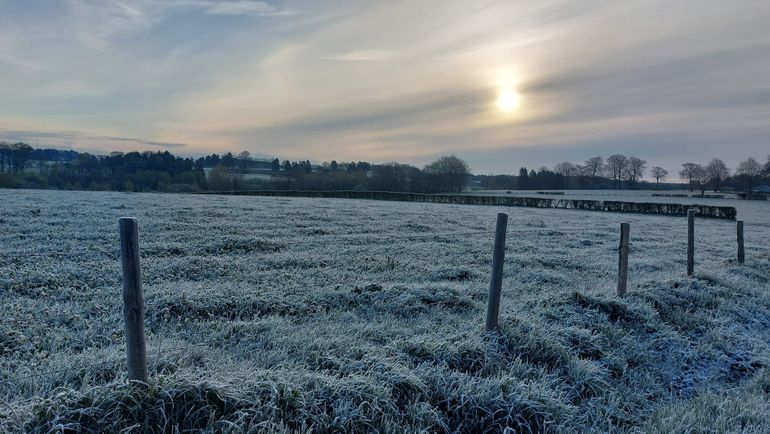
[0,129,187,151]
[197,1,295,17]
[326,49,397,61]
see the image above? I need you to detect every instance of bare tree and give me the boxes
[605,154,628,189]
[736,157,763,198]
[624,157,647,187]
[679,163,701,191]
[553,162,576,188]
[705,158,729,192]
[651,166,668,190]
[584,157,603,177]
[580,156,602,188]
[694,165,710,197]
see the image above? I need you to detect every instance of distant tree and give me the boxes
[679,163,701,191]
[584,156,604,178]
[650,166,668,190]
[370,162,419,191]
[271,158,280,172]
[764,155,770,176]
[736,157,763,197]
[533,166,562,189]
[423,155,470,193]
[518,167,529,189]
[10,142,34,173]
[221,152,236,169]
[237,151,251,172]
[705,158,729,192]
[624,157,647,187]
[605,154,628,189]
[207,165,235,191]
[0,142,8,172]
[553,162,576,189]
[282,160,291,172]
[693,165,710,197]
[330,160,338,171]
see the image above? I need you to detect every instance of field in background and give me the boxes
[467,189,769,225]
[2,189,770,432]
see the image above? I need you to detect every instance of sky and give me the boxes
[1,0,769,175]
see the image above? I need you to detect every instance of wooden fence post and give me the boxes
[485,213,508,331]
[737,220,745,264]
[687,209,695,276]
[119,217,148,383]
[617,223,630,297]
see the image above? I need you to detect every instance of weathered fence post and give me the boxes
[687,209,695,276]
[119,217,148,383]
[485,213,508,331]
[617,223,630,297]
[737,220,745,264]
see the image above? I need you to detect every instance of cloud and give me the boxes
[326,49,397,61]
[199,1,294,17]
[0,129,187,151]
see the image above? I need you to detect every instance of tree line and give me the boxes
[1,141,768,195]
[678,158,768,197]
[478,154,770,194]
[0,142,469,194]
[205,155,470,193]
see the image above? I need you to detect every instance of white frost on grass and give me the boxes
[1,189,769,432]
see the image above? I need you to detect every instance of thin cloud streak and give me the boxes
[0,129,187,150]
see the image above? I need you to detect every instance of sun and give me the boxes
[496,87,520,113]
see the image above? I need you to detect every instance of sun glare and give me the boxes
[496,87,520,113]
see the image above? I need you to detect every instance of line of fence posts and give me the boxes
[114,210,749,381]
[686,210,748,276]
[483,209,749,328]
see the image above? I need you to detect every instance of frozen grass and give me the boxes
[1,189,769,433]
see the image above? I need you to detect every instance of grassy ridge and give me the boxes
[1,190,768,433]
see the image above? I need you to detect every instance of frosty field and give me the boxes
[2,189,770,433]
